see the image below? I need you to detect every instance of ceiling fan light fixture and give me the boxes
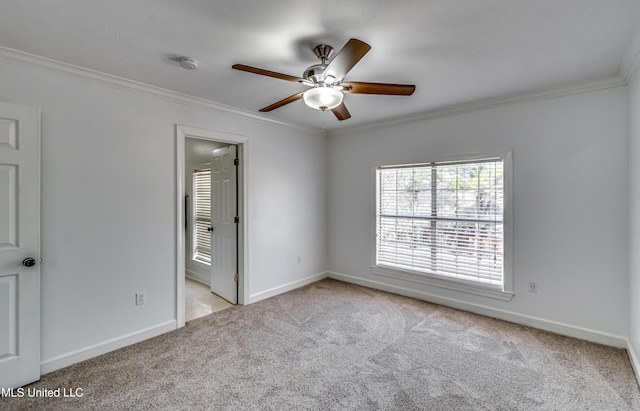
[303,87,343,111]
[232,38,415,121]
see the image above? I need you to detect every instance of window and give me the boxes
[373,153,513,300]
[193,168,211,264]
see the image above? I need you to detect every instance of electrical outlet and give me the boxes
[528,282,538,293]
[297,256,302,264]
[136,292,145,305]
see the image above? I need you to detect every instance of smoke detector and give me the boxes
[179,57,198,70]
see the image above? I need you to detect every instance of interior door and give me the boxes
[210,145,238,304]
[0,102,40,389]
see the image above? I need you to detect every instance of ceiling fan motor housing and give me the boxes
[303,64,328,83]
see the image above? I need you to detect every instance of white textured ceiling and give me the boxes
[1,0,639,132]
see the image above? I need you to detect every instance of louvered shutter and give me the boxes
[193,168,211,264]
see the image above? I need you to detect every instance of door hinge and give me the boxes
[234,158,239,166]
[234,216,239,224]
[234,273,239,282]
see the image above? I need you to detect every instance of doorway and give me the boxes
[176,125,248,328]
[185,277,231,321]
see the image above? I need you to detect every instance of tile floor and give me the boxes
[185,277,233,321]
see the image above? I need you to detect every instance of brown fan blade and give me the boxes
[342,82,416,95]
[331,102,351,121]
[259,92,305,112]
[323,39,371,82]
[232,64,304,83]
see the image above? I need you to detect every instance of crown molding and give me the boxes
[334,24,639,137]
[0,46,323,136]
[330,74,626,137]
[0,45,630,139]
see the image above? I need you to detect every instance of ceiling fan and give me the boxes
[232,38,415,121]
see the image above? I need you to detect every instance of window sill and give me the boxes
[371,265,514,302]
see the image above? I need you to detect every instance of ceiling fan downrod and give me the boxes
[303,44,335,85]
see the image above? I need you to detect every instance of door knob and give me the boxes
[22,257,37,267]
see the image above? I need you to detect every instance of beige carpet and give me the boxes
[2,278,639,410]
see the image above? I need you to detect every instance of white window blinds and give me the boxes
[376,158,504,286]
[193,168,211,264]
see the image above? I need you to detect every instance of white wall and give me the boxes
[629,66,640,370]
[247,128,328,297]
[0,57,327,368]
[328,87,629,341]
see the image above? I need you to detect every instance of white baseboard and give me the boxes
[185,268,209,286]
[250,272,328,303]
[328,271,627,348]
[627,339,640,385]
[40,320,177,375]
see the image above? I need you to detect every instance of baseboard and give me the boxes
[40,320,176,375]
[250,272,328,303]
[185,268,209,286]
[627,339,640,385]
[328,271,627,348]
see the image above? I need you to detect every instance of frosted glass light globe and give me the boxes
[303,87,343,111]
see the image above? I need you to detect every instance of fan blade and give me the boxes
[232,64,304,83]
[342,82,415,95]
[331,102,351,121]
[259,92,305,112]
[323,39,371,82]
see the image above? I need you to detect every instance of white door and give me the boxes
[210,145,238,304]
[0,102,40,389]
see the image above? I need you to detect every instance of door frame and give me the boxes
[176,125,249,328]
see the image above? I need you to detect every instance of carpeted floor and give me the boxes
[2,278,639,410]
